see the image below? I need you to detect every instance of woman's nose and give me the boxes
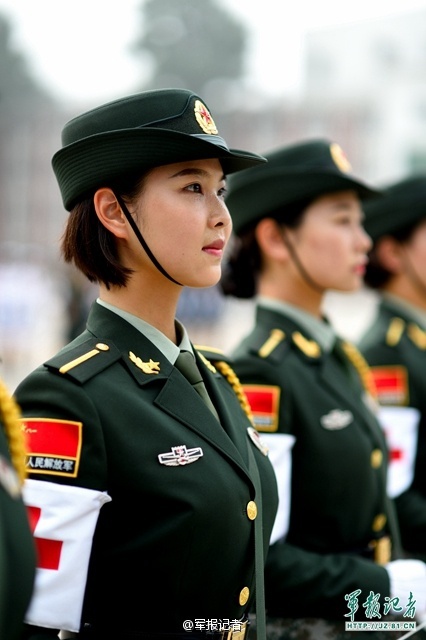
[361,227,373,252]
[211,200,232,228]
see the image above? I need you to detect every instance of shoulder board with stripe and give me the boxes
[194,345,231,365]
[44,338,122,383]
[258,328,287,358]
[244,328,288,362]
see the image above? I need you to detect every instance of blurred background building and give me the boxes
[1,0,426,389]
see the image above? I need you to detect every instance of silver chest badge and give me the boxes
[320,409,353,430]
[158,445,203,466]
[247,427,269,456]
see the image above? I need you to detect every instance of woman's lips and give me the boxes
[203,239,225,256]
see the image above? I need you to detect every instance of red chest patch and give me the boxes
[22,418,83,477]
[242,385,280,432]
[370,366,409,406]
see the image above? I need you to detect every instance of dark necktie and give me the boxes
[175,351,219,419]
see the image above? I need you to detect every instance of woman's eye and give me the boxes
[186,183,202,193]
[218,186,227,198]
[336,215,352,225]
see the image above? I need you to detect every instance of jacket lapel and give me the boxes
[86,303,251,474]
[256,307,385,447]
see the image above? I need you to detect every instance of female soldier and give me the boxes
[0,378,35,640]
[15,88,278,640]
[359,175,426,561]
[220,139,426,639]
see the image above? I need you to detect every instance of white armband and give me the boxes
[23,479,111,632]
[377,406,420,498]
[260,433,295,545]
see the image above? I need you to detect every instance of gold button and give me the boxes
[371,449,383,468]
[247,501,257,520]
[96,343,110,351]
[239,587,250,606]
[372,513,387,532]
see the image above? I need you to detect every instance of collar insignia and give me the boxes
[158,445,203,466]
[408,323,426,349]
[386,317,405,346]
[129,351,160,374]
[292,332,321,358]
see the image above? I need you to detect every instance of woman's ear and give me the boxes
[255,218,290,262]
[93,188,129,239]
[375,236,403,274]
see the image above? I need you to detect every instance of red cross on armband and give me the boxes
[390,447,403,461]
[28,505,63,570]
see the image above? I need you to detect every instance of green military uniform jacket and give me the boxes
[231,304,401,621]
[0,418,35,640]
[359,295,426,557]
[16,302,278,638]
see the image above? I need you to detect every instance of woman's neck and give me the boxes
[384,278,426,313]
[258,277,324,318]
[98,279,180,343]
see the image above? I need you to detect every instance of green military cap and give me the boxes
[363,175,426,241]
[52,88,266,211]
[225,138,380,235]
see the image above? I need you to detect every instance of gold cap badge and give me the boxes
[194,100,218,135]
[330,142,352,173]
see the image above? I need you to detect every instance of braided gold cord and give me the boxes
[0,378,27,485]
[214,361,255,426]
[340,341,378,400]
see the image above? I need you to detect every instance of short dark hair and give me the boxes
[220,199,311,298]
[61,171,149,289]
[220,229,260,299]
[364,220,421,289]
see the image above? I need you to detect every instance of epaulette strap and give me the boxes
[214,360,255,426]
[0,379,27,485]
[258,329,285,358]
[59,342,110,374]
[197,352,217,373]
[386,318,405,347]
[45,339,122,383]
[341,341,378,400]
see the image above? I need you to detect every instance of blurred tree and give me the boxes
[132,0,249,105]
[0,13,52,117]
[0,12,62,266]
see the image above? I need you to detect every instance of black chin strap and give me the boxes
[114,193,183,286]
[280,227,324,293]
